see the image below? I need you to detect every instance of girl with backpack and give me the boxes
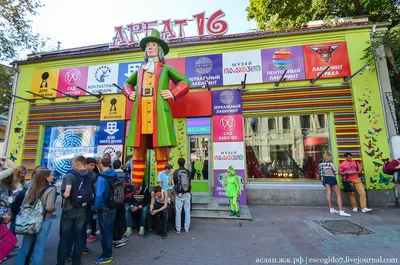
[0,158,18,205]
[14,169,57,265]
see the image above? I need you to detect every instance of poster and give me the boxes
[100,94,127,120]
[98,120,125,145]
[303,41,351,79]
[222,50,263,85]
[213,142,245,170]
[96,145,124,158]
[212,89,242,115]
[86,64,119,94]
[213,114,243,142]
[57,67,88,97]
[30,70,59,99]
[187,117,211,135]
[186,54,223,88]
[261,46,306,82]
[214,169,246,205]
[41,125,98,178]
[117,61,145,88]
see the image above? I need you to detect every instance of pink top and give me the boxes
[339,160,360,181]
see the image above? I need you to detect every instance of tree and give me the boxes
[0,64,14,115]
[0,0,44,61]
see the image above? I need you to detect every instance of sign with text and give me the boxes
[213,141,245,170]
[213,114,243,142]
[261,46,306,82]
[187,117,211,135]
[96,144,123,158]
[100,94,127,120]
[57,67,89,97]
[222,50,263,85]
[98,120,125,145]
[87,64,119,94]
[214,169,246,205]
[30,70,59,99]
[303,41,351,79]
[212,89,242,115]
[186,54,223,88]
[117,61,145,89]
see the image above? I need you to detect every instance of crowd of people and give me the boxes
[0,154,192,265]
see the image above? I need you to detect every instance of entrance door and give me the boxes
[188,136,211,195]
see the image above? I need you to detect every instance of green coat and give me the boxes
[124,63,190,148]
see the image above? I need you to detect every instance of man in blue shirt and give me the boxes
[158,164,176,219]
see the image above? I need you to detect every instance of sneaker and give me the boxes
[138,227,144,236]
[96,230,100,235]
[184,229,189,233]
[229,211,235,216]
[86,229,92,235]
[114,239,128,248]
[143,230,153,238]
[352,208,358,212]
[361,208,372,213]
[330,208,339,214]
[82,247,91,255]
[66,256,72,263]
[87,235,97,244]
[236,211,240,217]
[93,257,113,264]
[175,229,181,234]
[123,227,132,237]
[12,245,21,252]
[162,231,167,239]
[339,211,351,217]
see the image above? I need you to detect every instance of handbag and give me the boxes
[0,224,17,261]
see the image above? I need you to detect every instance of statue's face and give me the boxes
[146,42,158,58]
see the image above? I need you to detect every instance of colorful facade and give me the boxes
[6,22,395,206]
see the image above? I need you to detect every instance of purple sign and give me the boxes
[186,54,223,88]
[214,169,246,205]
[261,46,306,82]
[186,117,211,135]
[212,89,242,115]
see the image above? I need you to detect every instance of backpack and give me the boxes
[116,171,129,183]
[11,188,27,217]
[100,174,125,209]
[176,169,190,193]
[383,159,400,175]
[15,186,51,235]
[69,171,95,208]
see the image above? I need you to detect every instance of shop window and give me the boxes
[244,114,331,182]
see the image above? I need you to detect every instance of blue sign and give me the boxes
[98,120,125,145]
[117,61,145,89]
[186,54,223,88]
[187,118,211,135]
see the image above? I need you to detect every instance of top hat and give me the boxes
[140,29,169,55]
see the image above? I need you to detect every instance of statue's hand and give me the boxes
[160,90,174,99]
[129,91,136,101]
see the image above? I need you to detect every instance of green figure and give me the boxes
[194,161,204,180]
[224,166,241,217]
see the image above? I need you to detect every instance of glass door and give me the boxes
[188,136,211,195]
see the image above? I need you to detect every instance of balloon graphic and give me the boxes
[272,49,293,68]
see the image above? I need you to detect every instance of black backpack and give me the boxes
[175,169,190,193]
[100,174,125,209]
[68,171,95,208]
[11,188,27,217]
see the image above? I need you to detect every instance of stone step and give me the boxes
[191,208,252,220]
[192,205,233,211]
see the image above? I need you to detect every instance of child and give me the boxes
[224,166,241,217]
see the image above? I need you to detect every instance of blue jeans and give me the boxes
[98,207,116,258]
[139,205,149,227]
[15,218,52,265]
[57,207,87,265]
[125,203,132,228]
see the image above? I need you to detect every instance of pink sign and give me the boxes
[212,114,243,142]
[57,67,88,97]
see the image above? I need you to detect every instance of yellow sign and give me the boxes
[30,70,59,98]
[100,94,126,120]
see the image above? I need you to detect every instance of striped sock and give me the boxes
[132,161,146,185]
[157,160,168,174]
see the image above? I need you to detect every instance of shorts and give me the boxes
[323,176,338,186]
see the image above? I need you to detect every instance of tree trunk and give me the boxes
[353,0,365,16]
[385,46,400,92]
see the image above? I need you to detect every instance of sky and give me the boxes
[31,0,258,50]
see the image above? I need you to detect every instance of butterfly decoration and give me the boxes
[373,161,382,167]
[363,140,373,150]
[364,100,369,104]
[370,177,377,184]
[9,153,17,162]
[179,151,184,158]
[364,135,371,139]
[373,120,378,124]
[374,168,380,173]
[373,127,382,133]
[360,103,366,107]
[178,127,183,131]
[378,173,392,185]
[367,114,372,119]
[375,152,383,159]
[368,130,375,135]
[17,121,22,126]
[358,98,363,102]
[375,147,380,153]
[17,134,24,141]
[365,150,375,157]
[382,158,390,163]
[363,106,372,114]
[372,137,377,142]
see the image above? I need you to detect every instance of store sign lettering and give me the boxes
[110,9,229,48]
[187,117,211,135]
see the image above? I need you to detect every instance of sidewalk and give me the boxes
[6,205,400,265]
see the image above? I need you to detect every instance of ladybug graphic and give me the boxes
[308,44,341,63]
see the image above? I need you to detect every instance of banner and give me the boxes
[213,142,245,170]
[213,114,243,142]
[98,120,125,145]
[214,169,246,205]
[100,94,127,120]
[261,46,305,82]
[186,54,223,88]
[87,64,119,94]
[212,89,242,115]
[30,70,59,98]
[187,117,211,135]
[166,58,186,89]
[57,67,88,97]
[303,41,351,79]
[96,145,123,158]
[117,61,144,88]
[222,50,263,85]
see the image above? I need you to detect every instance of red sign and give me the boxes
[110,10,229,48]
[169,91,212,118]
[303,41,351,79]
[166,58,186,89]
[212,114,243,142]
[57,67,88,97]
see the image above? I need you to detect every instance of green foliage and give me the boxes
[0,64,14,114]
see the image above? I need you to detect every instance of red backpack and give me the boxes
[383,159,400,175]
